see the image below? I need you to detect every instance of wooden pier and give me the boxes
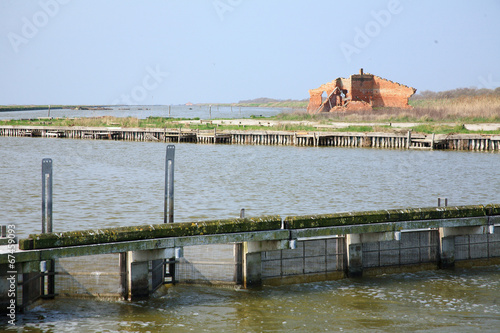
[1,125,499,151]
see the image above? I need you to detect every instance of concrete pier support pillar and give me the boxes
[243,240,290,288]
[124,248,174,300]
[127,260,149,299]
[346,234,363,277]
[244,252,261,287]
[346,232,399,278]
[439,235,455,268]
[438,225,488,268]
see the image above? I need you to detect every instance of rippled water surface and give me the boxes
[1,136,499,238]
[11,267,500,332]
[1,136,500,331]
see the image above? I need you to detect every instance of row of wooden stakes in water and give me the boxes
[1,126,500,150]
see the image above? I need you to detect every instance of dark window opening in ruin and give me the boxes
[321,91,327,102]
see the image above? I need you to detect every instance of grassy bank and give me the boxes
[2,115,500,135]
[1,116,320,133]
[273,94,500,123]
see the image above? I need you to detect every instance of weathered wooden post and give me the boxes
[209,105,212,119]
[406,130,412,149]
[165,145,175,223]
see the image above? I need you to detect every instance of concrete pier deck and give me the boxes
[1,204,499,312]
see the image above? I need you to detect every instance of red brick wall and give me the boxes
[307,79,348,113]
[307,73,415,113]
[371,76,415,108]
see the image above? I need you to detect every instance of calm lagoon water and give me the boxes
[1,136,499,238]
[0,105,283,120]
[1,135,499,332]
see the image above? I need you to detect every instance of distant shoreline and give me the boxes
[2,93,499,132]
[0,105,114,112]
[0,103,305,112]
[1,115,500,135]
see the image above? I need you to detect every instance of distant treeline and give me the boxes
[0,105,64,112]
[411,87,500,100]
[0,105,112,112]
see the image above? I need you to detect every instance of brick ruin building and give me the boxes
[307,69,416,113]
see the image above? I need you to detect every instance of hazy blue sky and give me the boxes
[1,0,499,105]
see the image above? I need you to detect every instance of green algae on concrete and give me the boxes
[284,205,493,229]
[486,204,500,215]
[19,216,281,250]
[17,204,500,250]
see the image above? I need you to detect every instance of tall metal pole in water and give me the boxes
[165,145,175,223]
[41,158,55,297]
[42,158,53,233]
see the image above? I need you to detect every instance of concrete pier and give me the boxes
[1,205,500,312]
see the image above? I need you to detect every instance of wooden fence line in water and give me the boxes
[1,125,499,151]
